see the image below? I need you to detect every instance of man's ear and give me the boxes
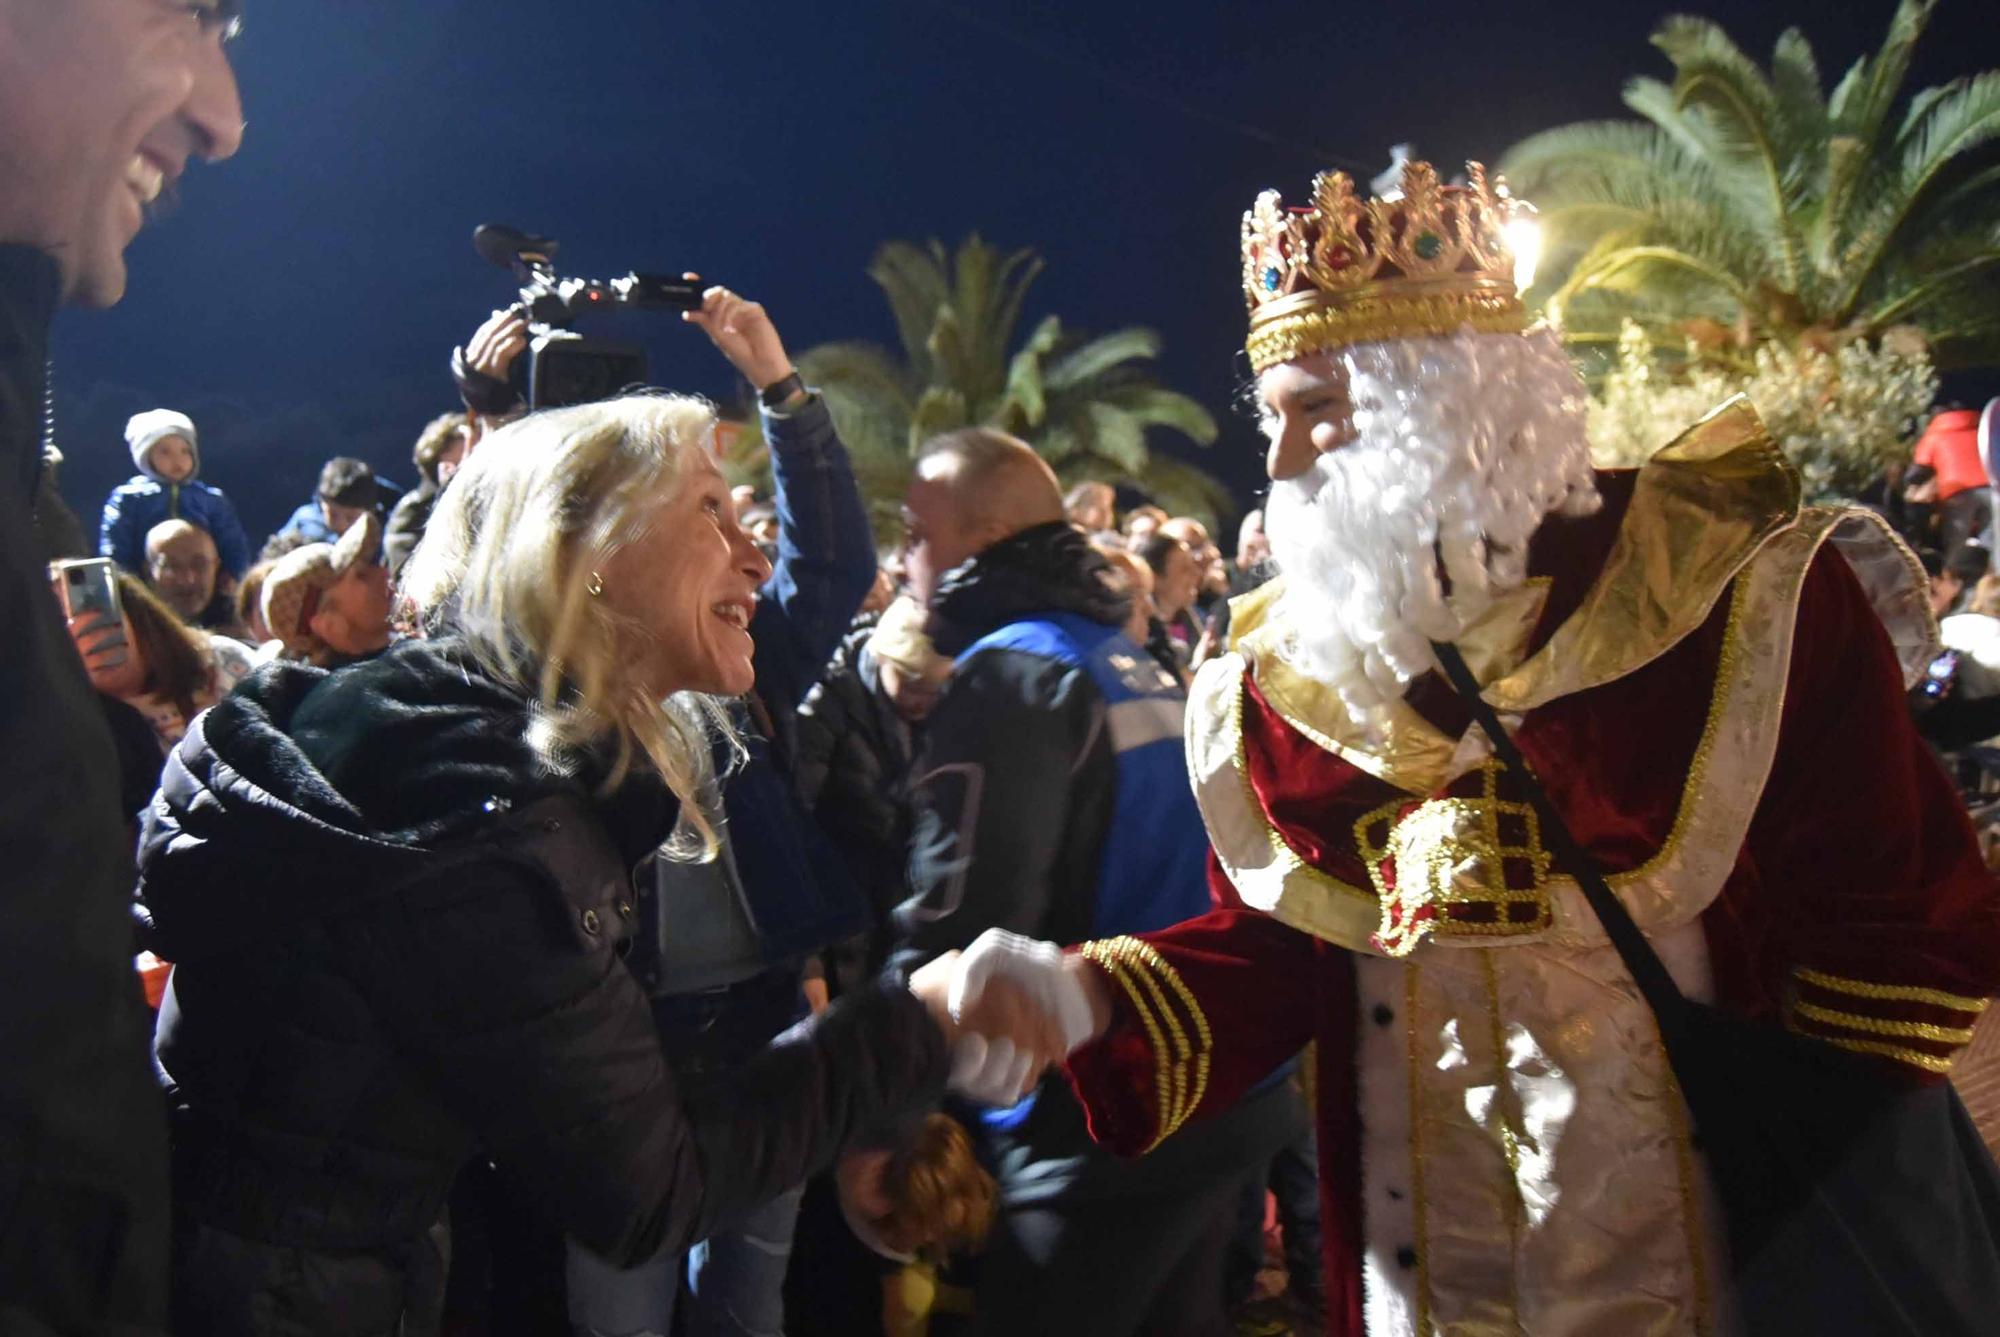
[307,607,343,646]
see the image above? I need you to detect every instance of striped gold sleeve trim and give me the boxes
[1784,965,1989,1076]
[1788,999,1976,1046]
[1806,1033,1958,1075]
[1079,937,1213,1153]
[1793,967,1990,1015]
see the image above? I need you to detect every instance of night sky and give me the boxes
[50,0,2000,543]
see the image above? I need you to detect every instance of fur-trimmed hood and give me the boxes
[926,520,1130,657]
[138,636,674,962]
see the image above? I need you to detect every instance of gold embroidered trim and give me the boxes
[1793,966,1990,1015]
[1659,1066,1714,1336]
[1246,287,1525,373]
[1114,949,1193,1124]
[1128,936,1214,1121]
[1484,398,1798,714]
[1078,937,1213,1153]
[1080,941,1173,1143]
[1227,667,1377,911]
[1478,952,1525,1328]
[1404,964,1433,1332]
[1355,759,1554,956]
[1790,998,1976,1046]
[1806,1032,1958,1075]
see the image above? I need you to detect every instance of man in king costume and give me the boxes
[1023,158,2000,1334]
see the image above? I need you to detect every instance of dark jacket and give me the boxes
[381,479,437,579]
[0,245,172,1332]
[794,617,922,970]
[889,524,1293,1209]
[890,521,1133,968]
[631,394,877,980]
[100,470,254,580]
[142,637,948,1334]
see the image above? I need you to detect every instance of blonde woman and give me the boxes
[139,391,1058,1335]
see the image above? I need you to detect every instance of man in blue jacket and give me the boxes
[891,428,1305,1336]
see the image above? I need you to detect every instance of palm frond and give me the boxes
[1653,14,1808,288]
[1090,384,1220,445]
[1771,27,1827,133]
[795,233,1225,517]
[909,385,970,448]
[1828,0,1936,147]
[1042,327,1164,393]
[1080,405,1149,476]
[1835,70,2000,313]
[796,340,915,408]
[1622,77,1729,164]
[997,313,1064,432]
[1131,453,1238,534]
[982,243,1046,381]
[865,240,951,380]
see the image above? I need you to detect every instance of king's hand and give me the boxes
[907,930,1113,1106]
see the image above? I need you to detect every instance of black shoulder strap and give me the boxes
[1428,640,1691,1038]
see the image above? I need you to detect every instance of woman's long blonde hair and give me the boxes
[401,393,738,855]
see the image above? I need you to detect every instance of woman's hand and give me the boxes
[681,280,795,393]
[68,610,142,698]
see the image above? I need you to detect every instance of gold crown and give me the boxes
[1242,159,1527,372]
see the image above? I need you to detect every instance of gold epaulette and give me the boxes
[1783,965,1990,1074]
[1079,937,1213,1153]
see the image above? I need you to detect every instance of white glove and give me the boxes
[947,1032,1038,1107]
[943,929,1100,1105]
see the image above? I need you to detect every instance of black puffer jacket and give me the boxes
[0,246,170,1332]
[142,636,949,1335]
[795,617,923,984]
[890,521,1131,968]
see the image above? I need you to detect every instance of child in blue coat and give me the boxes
[100,409,252,581]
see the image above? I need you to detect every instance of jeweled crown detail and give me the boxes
[1241,159,1528,371]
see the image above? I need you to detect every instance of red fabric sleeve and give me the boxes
[1063,858,1322,1155]
[1708,546,2000,1078]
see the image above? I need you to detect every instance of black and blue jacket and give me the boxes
[891,521,1210,968]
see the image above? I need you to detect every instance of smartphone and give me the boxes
[1923,649,1960,700]
[50,558,126,642]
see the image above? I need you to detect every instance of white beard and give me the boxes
[1263,328,1600,725]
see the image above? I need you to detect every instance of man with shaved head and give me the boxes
[891,428,1305,1332]
[145,518,235,631]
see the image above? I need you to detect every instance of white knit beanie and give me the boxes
[125,409,199,478]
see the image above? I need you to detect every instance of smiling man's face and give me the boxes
[0,0,245,306]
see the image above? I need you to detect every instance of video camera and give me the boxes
[473,224,704,410]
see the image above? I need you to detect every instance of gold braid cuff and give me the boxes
[1079,937,1214,1153]
[1793,966,1990,1014]
[1784,965,1988,1075]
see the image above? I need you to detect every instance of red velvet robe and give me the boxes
[1064,442,2000,1334]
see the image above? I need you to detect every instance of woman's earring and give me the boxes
[587,572,605,597]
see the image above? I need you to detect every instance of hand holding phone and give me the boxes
[51,558,124,626]
[50,559,133,691]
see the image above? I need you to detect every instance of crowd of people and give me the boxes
[6,10,2000,1337]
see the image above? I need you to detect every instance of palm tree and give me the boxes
[771,236,1228,540]
[1500,0,2000,372]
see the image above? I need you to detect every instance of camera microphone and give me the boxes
[473,223,556,275]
